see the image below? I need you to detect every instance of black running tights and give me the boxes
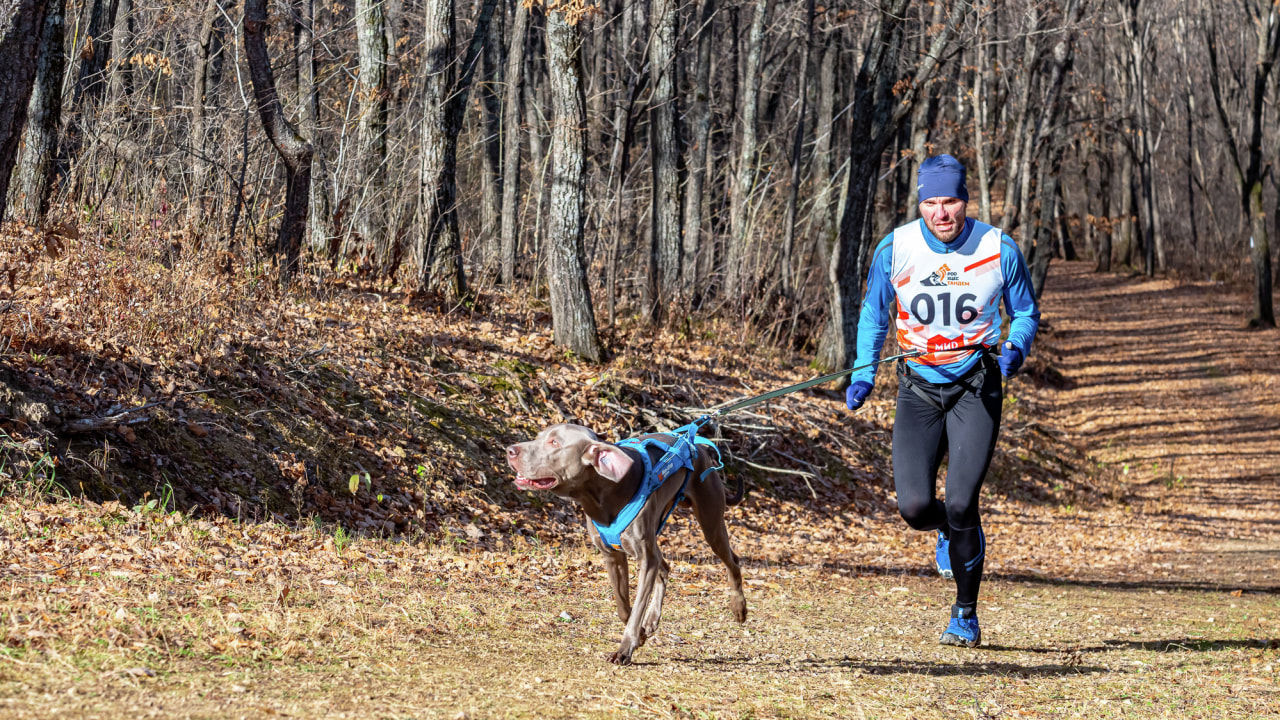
[892,364,1002,608]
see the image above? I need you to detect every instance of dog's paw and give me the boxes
[731,592,748,624]
[606,649,634,666]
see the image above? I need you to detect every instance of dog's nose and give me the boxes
[506,445,520,461]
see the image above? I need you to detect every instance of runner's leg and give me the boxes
[942,366,1002,608]
[893,377,949,532]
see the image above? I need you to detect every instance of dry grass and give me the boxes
[0,497,1276,719]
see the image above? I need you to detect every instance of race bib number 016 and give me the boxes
[908,292,980,326]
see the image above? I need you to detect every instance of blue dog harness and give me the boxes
[591,422,724,551]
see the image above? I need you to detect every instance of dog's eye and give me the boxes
[548,437,559,448]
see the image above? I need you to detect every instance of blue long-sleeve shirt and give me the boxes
[852,217,1040,385]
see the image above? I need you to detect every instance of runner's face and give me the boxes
[920,197,968,242]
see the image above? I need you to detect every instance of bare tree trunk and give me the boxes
[60,0,118,180]
[545,9,603,362]
[1014,0,1082,258]
[499,0,528,287]
[819,0,964,374]
[725,0,766,301]
[903,0,943,218]
[413,0,499,296]
[106,0,132,111]
[781,0,816,296]
[1029,144,1064,297]
[604,0,645,322]
[971,0,992,223]
[12,0,64,224]
[477,0,504,276]
[0,0,51,224]
[524,31,545,284]
[73,0,119,110]
[586,0,609,154]
[999,7,1040,237]
[1116,142,1135,267]
[1095,146,1113,272]
[681,0,715,296]
[807,31,837,275]
[1176,15,1199,266]
[355,0,389,262]
[244,0,314,282]
[384,0,401,93]
[295,0,330,255]
[189,0,220,219]
[606,0,645,324]
[648,0,681,320]
[904,90,933,216]
[1121,0,1158,276]
[1204,1,1277,327]
[416,0,464,295]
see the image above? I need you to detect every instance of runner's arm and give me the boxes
[1000,236,1040,355]
[851,235,896,385]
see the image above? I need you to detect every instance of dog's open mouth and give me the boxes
[515,474,558,490]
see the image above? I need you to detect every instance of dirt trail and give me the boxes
[1037,262,1278,493]
[1032,261,1280,587]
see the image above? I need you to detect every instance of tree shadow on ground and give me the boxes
[675,654,1108,678]
[805,561,1280,595]
[984,570,1280,595]
[1091,638,1280,652]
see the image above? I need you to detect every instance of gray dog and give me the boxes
[505,423,748,665]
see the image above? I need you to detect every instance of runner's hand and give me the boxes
[846,381,873,410]
[998,342,1024,377]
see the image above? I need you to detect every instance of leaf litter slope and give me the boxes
[0,241,1276,717]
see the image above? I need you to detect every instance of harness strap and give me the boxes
[591,422,721,551]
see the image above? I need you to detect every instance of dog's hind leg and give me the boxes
[706,523,747,623]
[693,479,748,623]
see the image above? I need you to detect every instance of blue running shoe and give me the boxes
[939,604,981,647]
[935,530,953,579]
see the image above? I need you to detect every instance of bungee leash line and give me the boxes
[634,343,992,505]
[687,342,994,430]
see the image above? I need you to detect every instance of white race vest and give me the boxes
[892,219,1005,368]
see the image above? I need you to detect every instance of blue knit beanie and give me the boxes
[917,154,969,202]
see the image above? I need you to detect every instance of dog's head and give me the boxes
[505,423,635,493]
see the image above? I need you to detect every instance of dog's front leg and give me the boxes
[600,547,631,623]
[608,540,665,666]
[639,553,670,638]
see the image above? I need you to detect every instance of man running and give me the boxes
[844,154,1040,647]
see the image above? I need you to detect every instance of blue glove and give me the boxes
[998,342,1024,377]
[845,381,874,410]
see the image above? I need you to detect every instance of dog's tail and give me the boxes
[725,472,747,506]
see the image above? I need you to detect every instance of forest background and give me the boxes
[3,0,1280,357]
[0,0,1278,716]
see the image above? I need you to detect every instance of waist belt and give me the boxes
[897,348,996,413]
[591,422,723,551]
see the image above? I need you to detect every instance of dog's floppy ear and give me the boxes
[582,442,632,483]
